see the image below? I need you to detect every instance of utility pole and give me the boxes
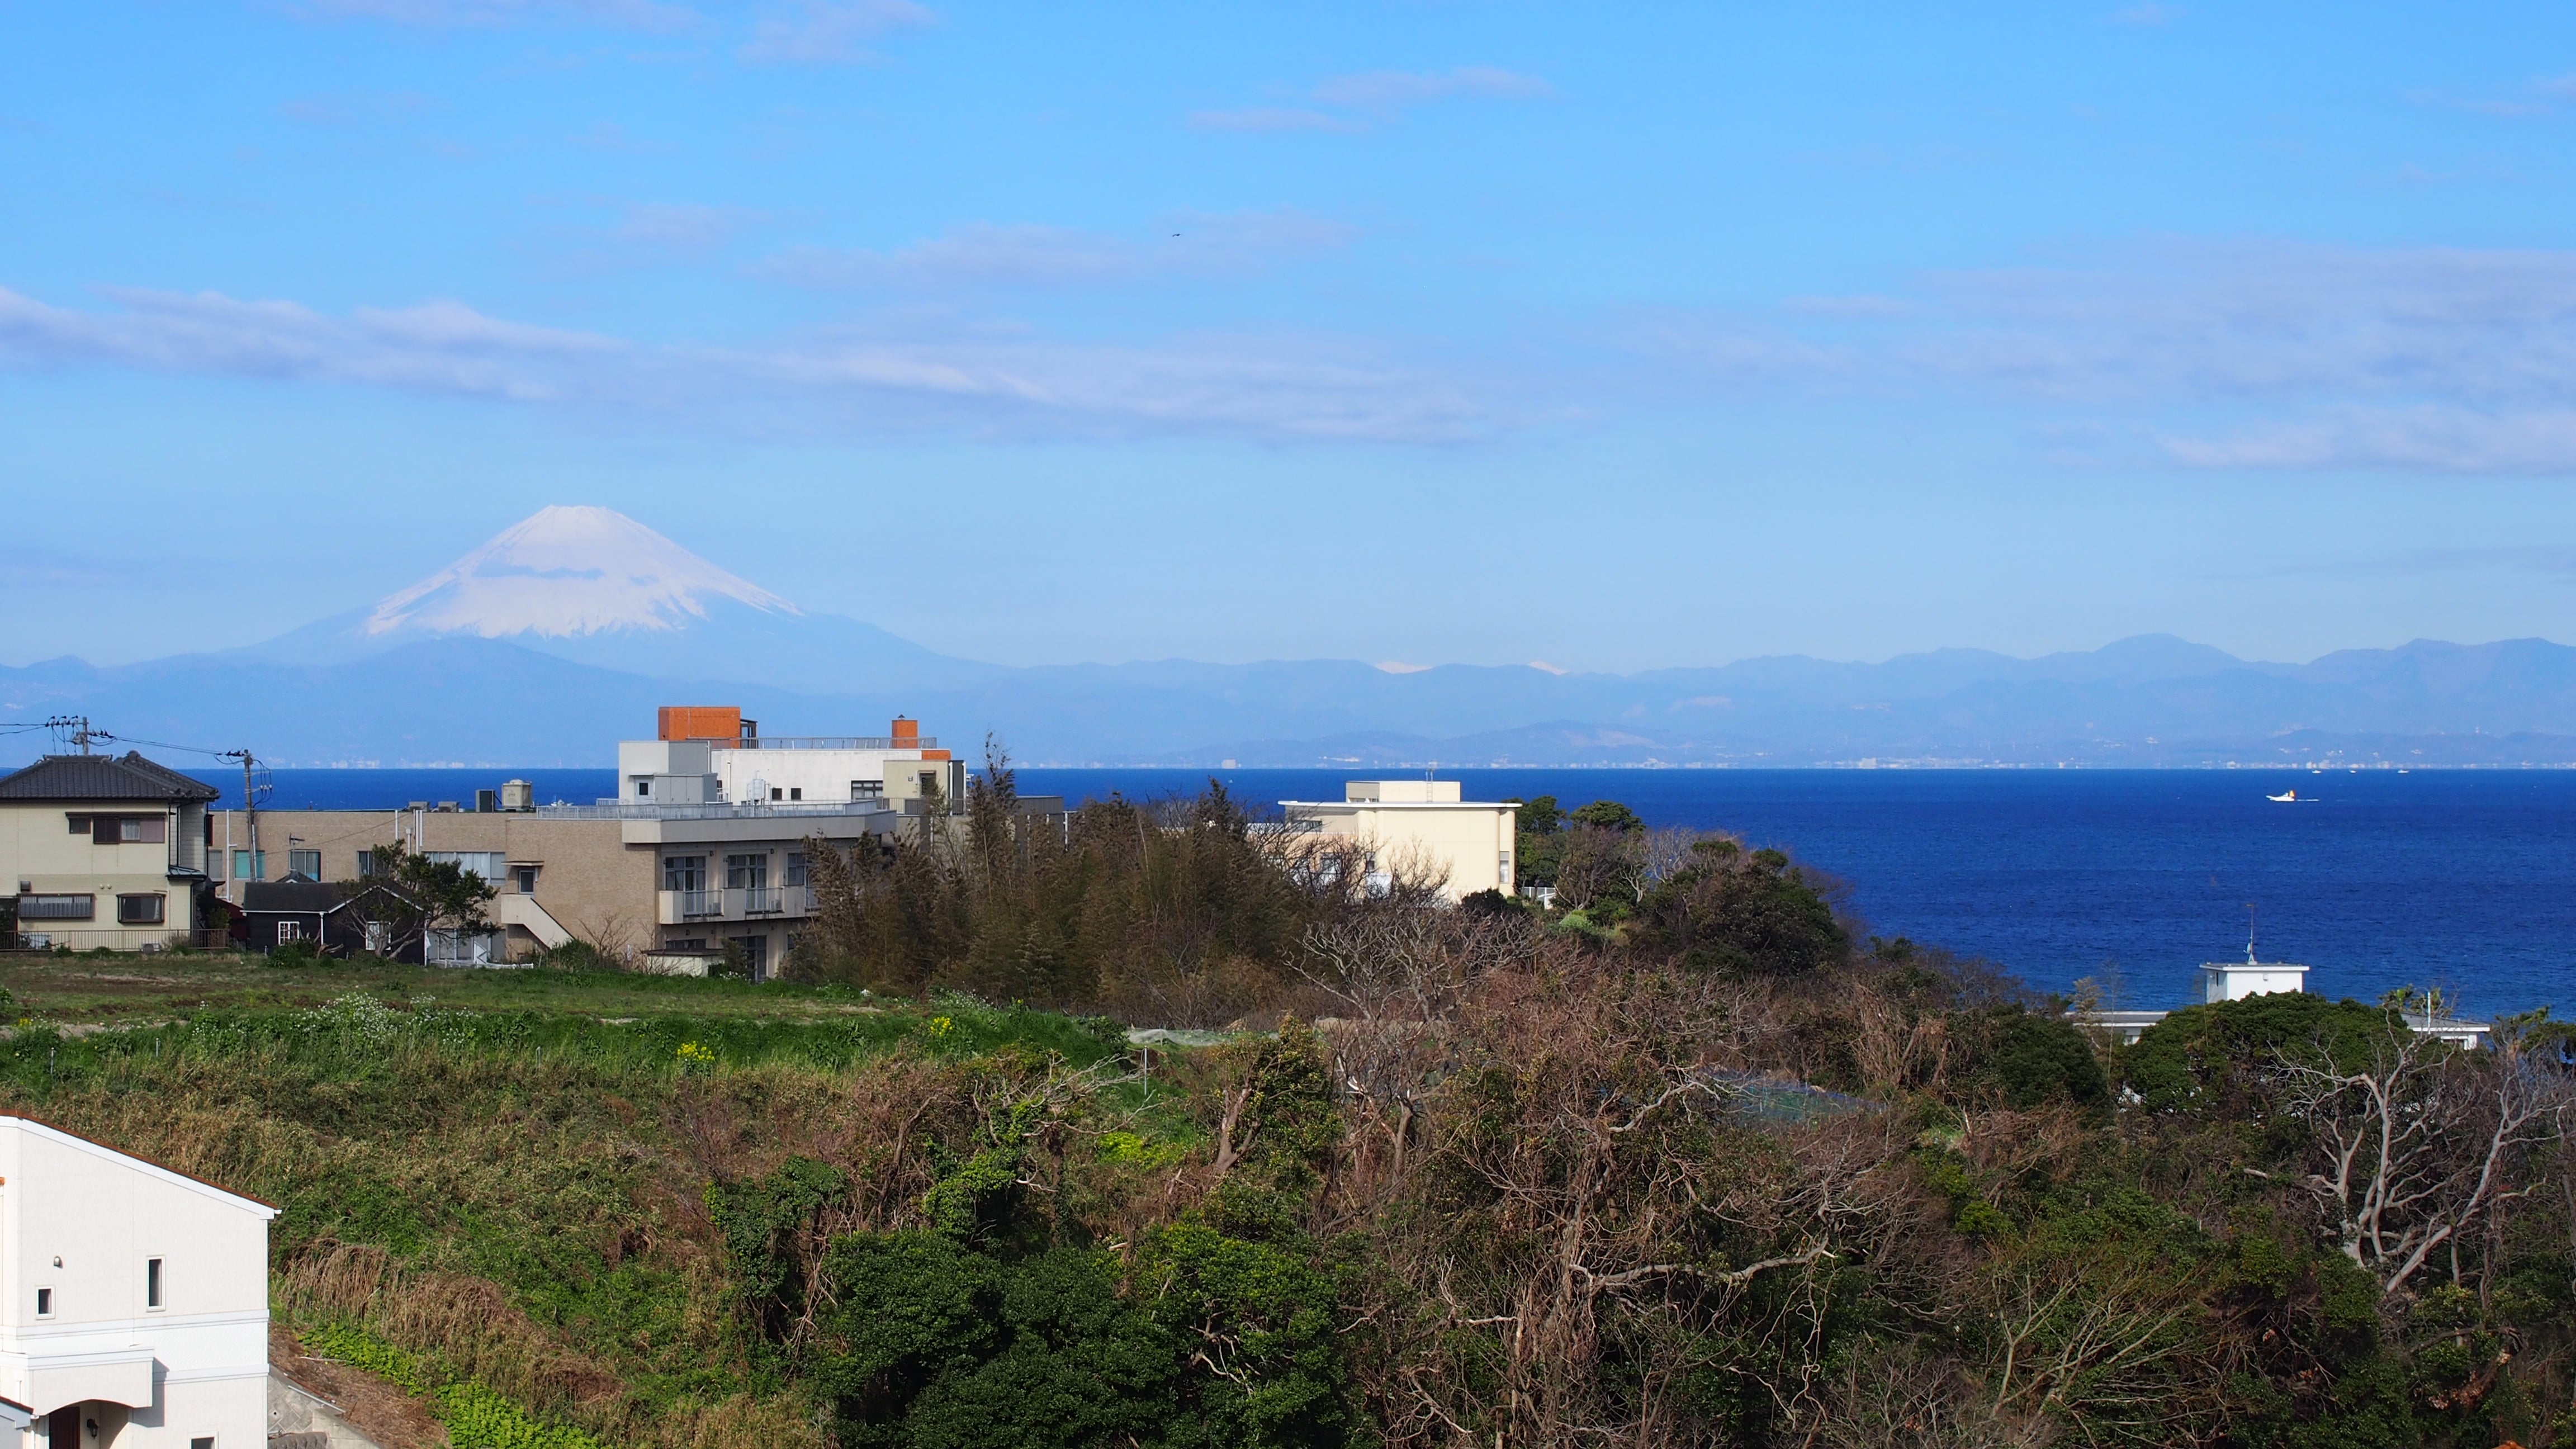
[223,749,261,886]
[40,716,92,755]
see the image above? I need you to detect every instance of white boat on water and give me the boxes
[2267,788,2301,802]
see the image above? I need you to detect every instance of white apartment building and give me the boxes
[618,711,966,816]
[1278,780,1519,903]
[0,1116,274,1449]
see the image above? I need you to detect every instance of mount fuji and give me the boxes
[10,505,2576,766]
[245,506,987,694]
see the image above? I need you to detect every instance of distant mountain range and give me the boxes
[8,506,2576,768]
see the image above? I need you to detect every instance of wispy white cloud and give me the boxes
[2271,544,2576,580]
[1188,107,1365,135]
[1310,66,1551,111]
[0,283,1495,444]
[2159,408,2576,473]
[1196,64,1550,135]
[293,0,697,29]
[755,210,1355,290]
[276,90,429,127]
[290,0,936,64]
[738,0,932,63]
[526,199,768,277]
[1639,242,2576,474]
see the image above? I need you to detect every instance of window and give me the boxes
[513,865,538,894]
[727,935,769,981]
[789,787,802,801]
[18,894,94,921]
[426,852,506,882]
[287,850,321,880]
[191,1439,214,1449]
[769,787,783,801]
[65,815,89,834]
[784,852,809,888]
[364,921,391,954]
[724,854,769,890]
[356,850,375,878]
[231,849,265,881]
[918,771,937,794]
[90,815,164,845]
[661,855,706,892]
[35,1288,51,1317]
[115,894,165,926]
[275,921,305,943]
[851,780,883,799]
[146,1258,163,1310]
[635,779,652,798]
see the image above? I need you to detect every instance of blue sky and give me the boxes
[5,0,2576,671]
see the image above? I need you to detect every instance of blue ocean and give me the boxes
[196,766,2575,1018]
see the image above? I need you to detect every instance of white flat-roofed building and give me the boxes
[0,1115,276,1449]
[2200,947,2310,1003]
[622,711,965,815]
[1278,780,1518,903]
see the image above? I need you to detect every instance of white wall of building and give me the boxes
[0,1118,273,1449]
[1282,782,1517,903]
[2201,962,2311,1003]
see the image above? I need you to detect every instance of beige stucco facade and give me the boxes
[0,757,217,952]
[211,802,896,974]
[1279,780,1518,903]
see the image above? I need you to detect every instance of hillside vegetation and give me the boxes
[0,780,2569,1448]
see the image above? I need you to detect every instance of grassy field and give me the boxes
[0,949,1184,1449]
[0,948,950,1025]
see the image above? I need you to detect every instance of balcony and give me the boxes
[656,887,816,926]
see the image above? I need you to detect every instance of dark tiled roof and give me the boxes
[0,752,220,804]
[240,880,345,913]
[241,880,416,915]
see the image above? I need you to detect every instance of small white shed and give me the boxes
[0,1117,274,1449]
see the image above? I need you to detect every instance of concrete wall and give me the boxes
[0,1117,273,1449]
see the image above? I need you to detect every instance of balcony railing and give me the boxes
[657,887,818,926]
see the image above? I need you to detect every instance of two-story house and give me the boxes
[0,1115,276,1449]
[0,756,219,951]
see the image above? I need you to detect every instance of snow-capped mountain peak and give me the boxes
[364,505,798,641]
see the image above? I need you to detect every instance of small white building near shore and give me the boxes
[1278,780,1518,903]
[0,1116,276,1449]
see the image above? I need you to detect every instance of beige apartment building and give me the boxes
[0,754,219,950]
[1278,780,1519,902]
[207,709,969,977]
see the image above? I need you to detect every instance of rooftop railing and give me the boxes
[539,799,894,821]
[722,736,938,751]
